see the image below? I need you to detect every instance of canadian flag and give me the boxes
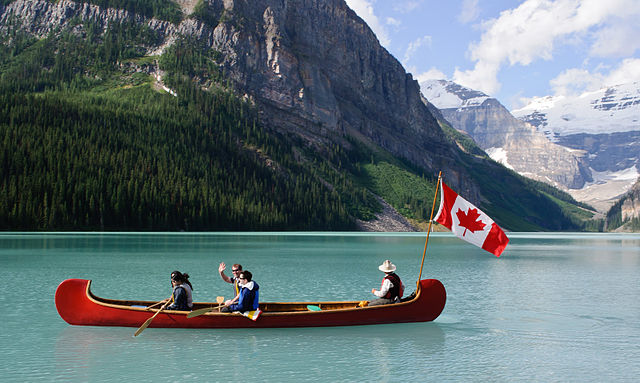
[434,181,509,257]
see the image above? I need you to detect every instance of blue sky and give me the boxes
[344,0,640,110]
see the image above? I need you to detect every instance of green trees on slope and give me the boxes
[0,23,372,230]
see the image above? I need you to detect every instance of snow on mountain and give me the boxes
[485,147,513,170]
[511,81,639,213]
[420,79,590,191]
[567,165,639,213]
[420,79,640,213]
[591,165,639,184]
[512,82,640,140]
[421,79,490,109]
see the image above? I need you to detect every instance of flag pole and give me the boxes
[418,171,442,284]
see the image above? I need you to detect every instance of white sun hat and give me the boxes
[378,260,396,273]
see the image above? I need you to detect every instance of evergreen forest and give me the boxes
[0,19,385,230]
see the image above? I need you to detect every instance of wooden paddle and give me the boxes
[134,298,171,337]
[186,296,224,318]
[217,296,224,311]
[145,299,166,310]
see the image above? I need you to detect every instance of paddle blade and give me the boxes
[186,307,214,318]
[216,296,224,313]
[133,317,153,337]
[134,297,170,336]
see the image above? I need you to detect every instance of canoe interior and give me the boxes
[87,283,413,313]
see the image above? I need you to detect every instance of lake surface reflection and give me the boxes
[1,232,639,382]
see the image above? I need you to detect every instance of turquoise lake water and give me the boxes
[1,232,639,382]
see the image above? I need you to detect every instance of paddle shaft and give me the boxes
[186,304,224,318]
[134,297,171,337]
[146,299,166,310]
[187,296,225,318]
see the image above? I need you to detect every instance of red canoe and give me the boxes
[55,278,446,328]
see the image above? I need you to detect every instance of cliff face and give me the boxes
[422,80,591,190]
[620,180,640,223]
[444,98,590,189]
[205,0,459,176]
[606,180,640,231]
[620,187,640,222]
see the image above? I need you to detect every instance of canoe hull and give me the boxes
[55,278,446,328]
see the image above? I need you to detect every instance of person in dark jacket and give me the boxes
[369,260,404,306]
[165,271,194,311]
[221,270,259,313]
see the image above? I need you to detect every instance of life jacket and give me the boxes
[233,277,240,296]
[236,281,260,311]
[382,273,403,300]
[243,281,260,310]
[173,283,193,308]
[250,281,260,310]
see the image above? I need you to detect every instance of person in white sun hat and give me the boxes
[369,260,404,306]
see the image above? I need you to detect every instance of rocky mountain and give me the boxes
[1,0,464,182]
[421,79,591,190]
[0,0,589,231]
[513,83,640,212]
[606,179,640,231]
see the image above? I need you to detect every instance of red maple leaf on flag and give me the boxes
[456,208,487,236]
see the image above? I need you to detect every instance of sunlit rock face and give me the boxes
[421,79,591,191]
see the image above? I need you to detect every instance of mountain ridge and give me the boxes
[0,0,590,231]
[421,79,591,190]
[512,81,640,213]
[421,78,639,227]
[512,82,640,138]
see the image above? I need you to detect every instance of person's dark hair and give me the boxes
[233,264,242,271]
[170,270,194,290]
[239,270,252,282]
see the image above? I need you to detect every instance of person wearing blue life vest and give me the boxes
[221,270,259,313]
[369,260,404,306]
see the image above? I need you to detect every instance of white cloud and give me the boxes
[412,67,448,83]
[403,35,432,64]
[453,0,640,96]
[550,68,603,96]
[603,58,640,87]
[550,58,640,96]
[386,17,401,27]
[458,0,480,24]
[454,60,501,95]
[590,18,640,57]
[393,1,422,14]
[345,0,391,46]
